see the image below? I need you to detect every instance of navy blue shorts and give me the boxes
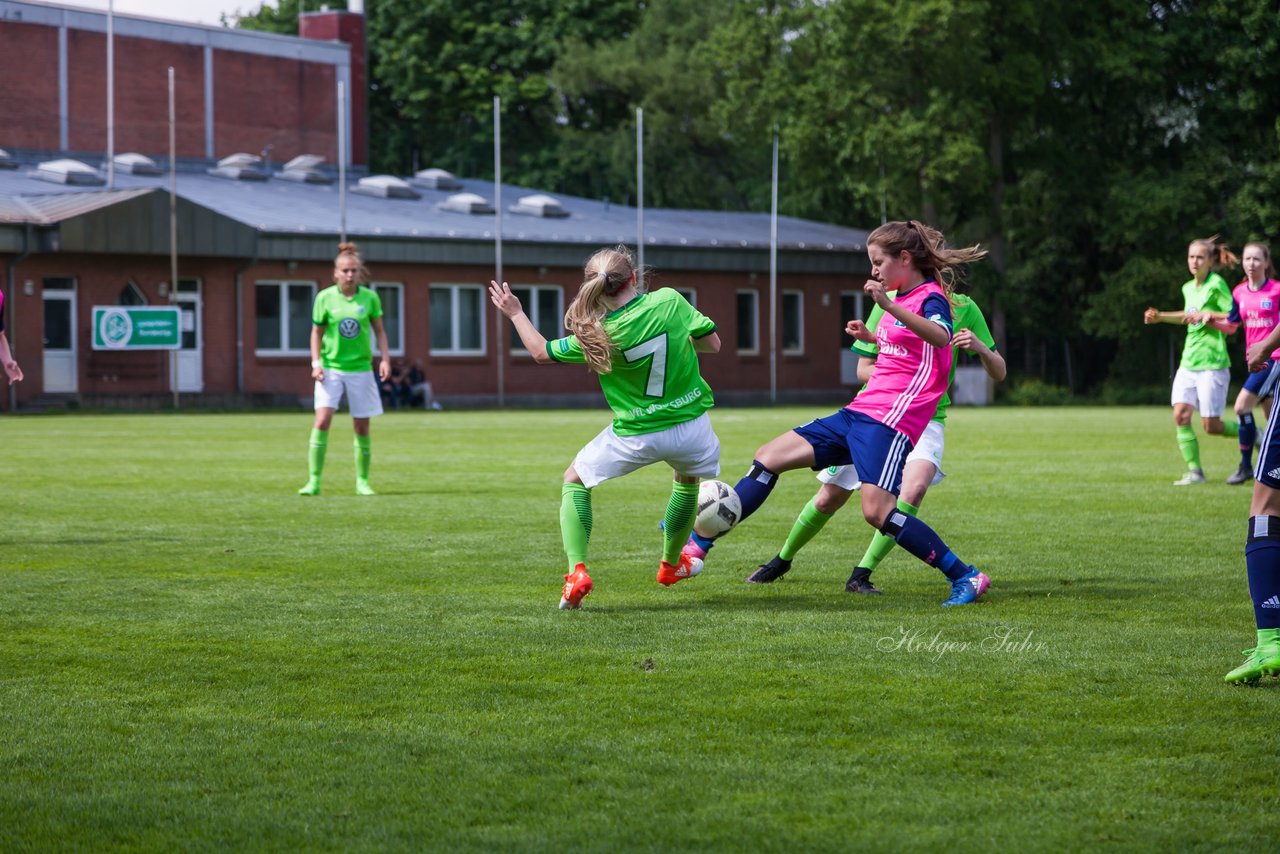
[1259,386,1280,488]
[793,408,912,494]
[1243,358,1280,398]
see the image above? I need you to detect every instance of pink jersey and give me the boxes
[848,280,954,444]
[1230,278,1280,359]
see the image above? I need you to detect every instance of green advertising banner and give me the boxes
[92,306,181,350]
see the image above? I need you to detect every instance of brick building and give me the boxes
[0,1,874,412]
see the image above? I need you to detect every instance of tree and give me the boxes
[226,0,346,34]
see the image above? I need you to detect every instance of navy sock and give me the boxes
[732,460,780,524]
[881,511,967,580]
[1246,516,1280,629]
[691,530,716,552]
[1240,412,1256,467]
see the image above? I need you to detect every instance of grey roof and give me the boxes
[0,152,871,274]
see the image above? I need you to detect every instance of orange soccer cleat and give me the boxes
[559,565,594,610]
[657,552,703,587]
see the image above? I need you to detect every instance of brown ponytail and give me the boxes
[866,220,987,295]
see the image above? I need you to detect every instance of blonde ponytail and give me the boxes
[565,246,637,374]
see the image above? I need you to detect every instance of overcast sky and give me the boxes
[55,0,270,27]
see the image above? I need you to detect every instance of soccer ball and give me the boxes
[693,479,742,538]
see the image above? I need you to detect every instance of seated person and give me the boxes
[405,360,438,409]
[380,359,406,409]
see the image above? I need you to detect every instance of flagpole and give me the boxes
[106,0,115,188]
[338,80,347,243]
[494,96,505,407]
[169,66,179,410]
[636,107,644,273]
[769,129,779,405]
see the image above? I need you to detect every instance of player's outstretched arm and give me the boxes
[1144,307,1187,325]
[489,281,553,364]
[952,329,1007,382]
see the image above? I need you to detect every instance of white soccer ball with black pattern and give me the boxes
[693,479,742,538]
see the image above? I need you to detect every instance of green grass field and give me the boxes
[3,406,1278,851]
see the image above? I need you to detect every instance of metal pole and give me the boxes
[769,130,779,405]
[494,96,504,407]
[106,0,115,189]
[636,107,644,273]
[338,81,347,243]
[169,67,179,410]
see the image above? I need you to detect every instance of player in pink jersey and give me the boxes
[681,220,992,606]
[0,289,23,385]
[1200,242,1280,484]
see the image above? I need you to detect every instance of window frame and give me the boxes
[736,288,759,355]
[429,283,487,357]
[508,284,564,355]
[370,281,405,357]
[673,287,697,308]
[782,289,804,355]
[254,279,318,357]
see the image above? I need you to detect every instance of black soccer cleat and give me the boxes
[746,555,792,584]
[1226,464,1253,485]
[845,567,884,595]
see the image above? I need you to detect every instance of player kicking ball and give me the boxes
[489,245,722,609]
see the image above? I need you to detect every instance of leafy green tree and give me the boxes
[549,0,766,210]
[226,0,346,33]
[364,0,639,179]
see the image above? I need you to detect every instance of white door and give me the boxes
[175,281,203,392]
[42,281,77,393]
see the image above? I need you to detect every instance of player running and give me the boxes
[748,292,1005,593]
[489,245,721,609]
[681,220,992,607]
[1192,242,1280,485]
[1143,236,1241,485]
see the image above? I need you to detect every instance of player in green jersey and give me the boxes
[489,245,722,609]
[1144,236,1241,485]
[298,242,392,497]
[748,293,1005,592]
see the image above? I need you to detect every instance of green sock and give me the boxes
[1222,419,1239,439]
[859,498,919,571]
[1176,425,1200,470]
[778,499,835,561]
[662,481,701,564]
[560,483,592,569]
[354,434,371,481]
[307,428,328,482]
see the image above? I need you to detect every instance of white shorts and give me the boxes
[314,369,383,419]
[1171,367,1229,417]
[573,412,720,489]
[816,420,947,490]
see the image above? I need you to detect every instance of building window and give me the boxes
[372,282,404,356]
[430,284,485,355]
[509,285,563,352]
[736,289,759,354]
[840,292,865,349]
[782,291,804,354]
[255,281,316,355]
